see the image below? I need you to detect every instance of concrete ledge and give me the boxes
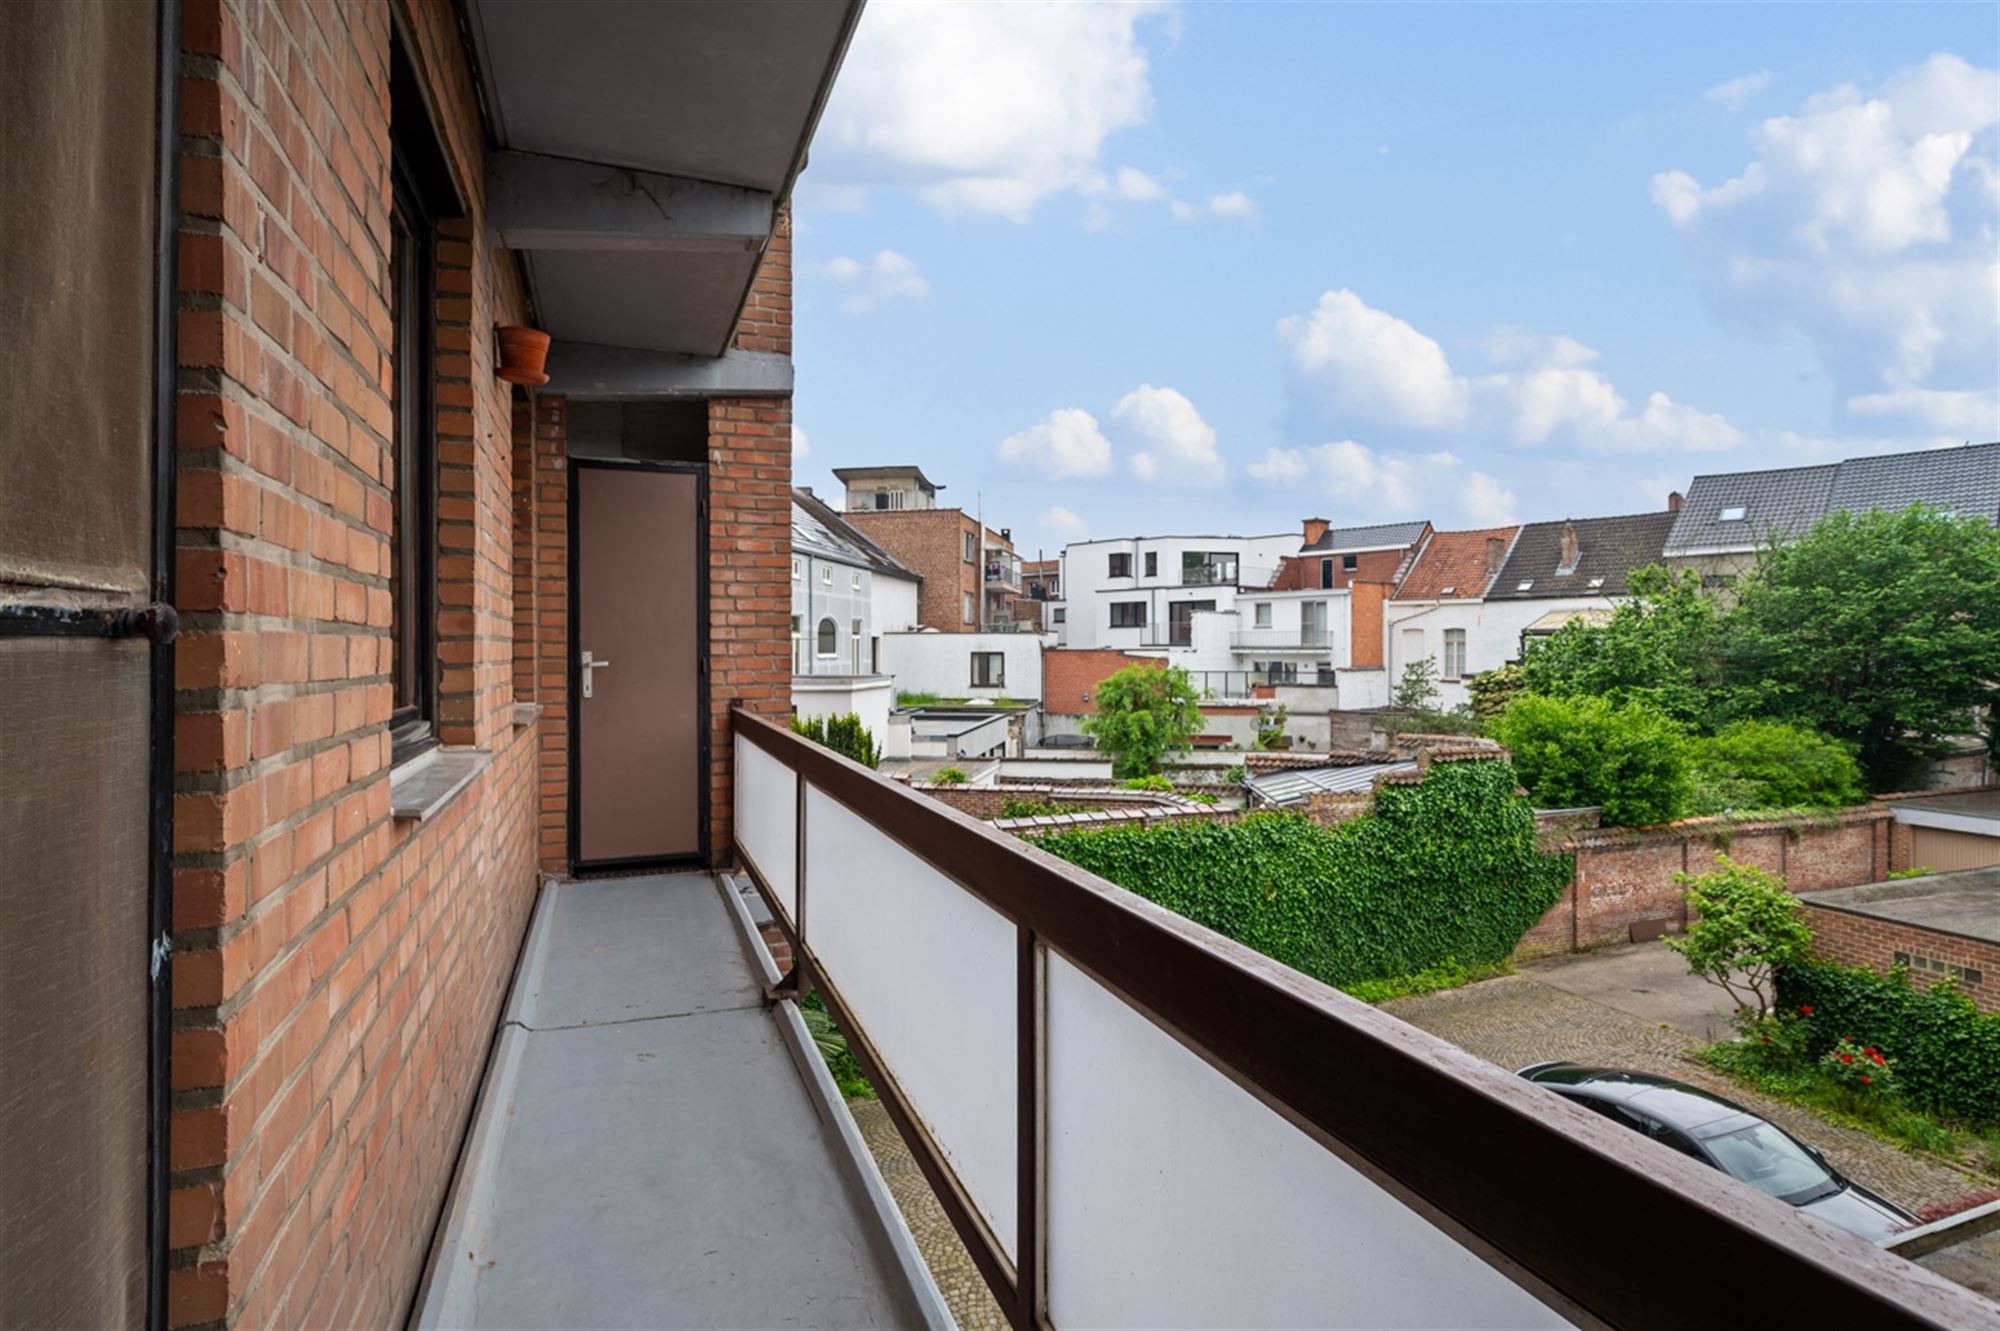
[390,747,492,822]
[512,702,542,728]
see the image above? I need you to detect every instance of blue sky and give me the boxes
[790,3,1999,559]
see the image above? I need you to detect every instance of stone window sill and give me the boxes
[513,702,543,728]
[390,746,492,823]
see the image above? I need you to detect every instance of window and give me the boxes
[963,592,975,623]
[1254,602,1272,628]
[791,557,801,581]
[965,531,977,562]
[1586,576,1605,589]
[851,570,861,591]
[388,44,450,762]
[816,617,838,657]
[1320,558,1334,589]
[1342,553,1358,572]
[971,652,1005,687]
[821,565,833,586]
[875,491,890,510]
[1182,551,1238,585]
[1516,580,1533,592]
[1702,573,1734,590]
[1108,552,1132,578]
[1442,628,1467,680]
[1109,602,1146,628]
[1718,505,1747,522]
[1144,552,1158,578]
[1052,608,1066,624]
[851,617,863,672]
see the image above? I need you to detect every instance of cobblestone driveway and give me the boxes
[1385,971,1984,1213]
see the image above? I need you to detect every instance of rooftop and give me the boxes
[1825,441,2000,523]
[1393,525,1520,600]
[1247,760,1418,806]
[794,488,922,582]
[1801,867,2000,948]
[834,464,944,491]
[1304,519,1432,554]
[1487,510,1676,600]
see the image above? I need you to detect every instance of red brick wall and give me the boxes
[530,398,569,872]
[1350,581,1390,668]
[1043,647,1156,714]
[846,507,980,630]
[1269,547,1409,593]
[1802,905,1998,1014]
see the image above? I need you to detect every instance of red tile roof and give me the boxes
[1392,525,1519,600]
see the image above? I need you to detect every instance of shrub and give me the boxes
[1465,663,1525,721]
[1119,774,1175,793]
[791,712,881,769]
[1224,764,1247,785]
[1083,663,1203,779]
[1029,759,1570,988]
[1777,958,2000,1125]
[1665,856,1813,1020]
[1689,720,1863,811]
[998,798,1092,820]
[1490,693,1691,825]
[930,767,968,786]
[1820,1035,1896,1098]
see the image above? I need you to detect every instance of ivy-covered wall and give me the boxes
[1029,759,1571,987]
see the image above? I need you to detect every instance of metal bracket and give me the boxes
[763,963,806,1004]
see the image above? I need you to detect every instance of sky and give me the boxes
[788,2,2000,560]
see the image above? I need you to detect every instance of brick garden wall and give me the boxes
[1042,646,1153,714]
[1800,905,1998,1014]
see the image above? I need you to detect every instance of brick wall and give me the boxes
[846,507,979,630]
[167,1,544,1325]
[529,397,569,872]
[1349,580,1390,668]
[1801,905,1998,1014]
[1043,646,1154,714]
[1268,547,1409,592]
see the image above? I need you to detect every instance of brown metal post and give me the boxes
[1015,925,1044,1331]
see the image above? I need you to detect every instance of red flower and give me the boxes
[1762,1036,1773,1044]
[1861,1074,1872,1084]
[1863,1046,1877,1056]
[1872,1053,1885,1065]
[1840,1053,1854,1064]
[1799,1005,1814,1016]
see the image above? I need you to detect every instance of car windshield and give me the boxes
[1702,1122,1837,1204]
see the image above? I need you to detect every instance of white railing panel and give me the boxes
[1044,954,1571,1330]
[805,785,1018,1258]
[734,733,797,924]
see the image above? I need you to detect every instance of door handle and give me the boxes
[581,651,612,699]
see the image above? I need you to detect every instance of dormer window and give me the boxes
[1718,506,1747,522]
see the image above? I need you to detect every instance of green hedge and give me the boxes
[1028,760,1570,987]
[1776,958,2000,1125]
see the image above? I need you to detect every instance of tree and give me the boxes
[1083,663,1203,778]
[1725,506,2000,791]
[791,712,881,768]
[1491,693,1691,825]
[1666,856,1813,1021]
[1689,719,1863,811]
[1393,657,1440,711]
[1464,663,1524,721]
[1518,565,1731,729]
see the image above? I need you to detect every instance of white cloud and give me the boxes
[998,408,1114,479]
[792,425,810,460]
[1652,55,2000,396]
[1846,387,2000,436]
[815,2,1168,221]
[1171,190,1258,222]
[817,249,931,314]
[1112,166,1166,201]
[1279,290,1743,454]
[1112,384,1225,482]
[1246,442,1460,513]
[1042,505,1087,535]
[1704,69,1772,110]
[1278,290,1471,430]
[1459,471,1518,524]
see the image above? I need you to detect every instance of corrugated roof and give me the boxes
[1392,526,1519,600]
[1303,520,1430,553]
[1247,761,1416,806]
[792,488,921,581]
[1825,441,2000,522]
[1664,463,1836,555]
[1487,511,1675,600]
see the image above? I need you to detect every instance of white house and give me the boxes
[877,629,1048,703]
[791,488,923,677]
[1059,531,1305,654]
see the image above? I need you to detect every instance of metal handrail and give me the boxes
[1231,628,1332,650]
[729,704,1992,1331]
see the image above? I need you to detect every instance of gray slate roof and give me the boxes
[792,489,921,581]
[1487,511,1675,601]
[1665,442,2000,556]
[1247,760,1417,807]
[1303,519,1429,553]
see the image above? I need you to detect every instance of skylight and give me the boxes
[1439,585,1456,596]
[1587,576,1605,589]
[1718,505,1747,522]
[1516,580,1533,591]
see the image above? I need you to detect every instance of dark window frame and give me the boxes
[387,42,452,765]
[1108,552,1132,578]
[1342,553,1359,571]
[1109,601,1146,628]
[1144,551,1158,578]
[971,651,1005,688]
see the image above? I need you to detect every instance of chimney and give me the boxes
[1668,490,1684,512]
[1484,536,1505,573]
[1302,516,1330,547]
[1558,521,1580,573]
[1000,527,1011,543]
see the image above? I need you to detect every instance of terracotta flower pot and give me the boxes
[496,325,551,386]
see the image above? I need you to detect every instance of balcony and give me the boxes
[417,706,1993,1330]
[984,563,1022,592]
[1231,627,1333,652]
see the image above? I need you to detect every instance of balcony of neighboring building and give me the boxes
[413,707,2000,1331]
[1230,627,1334,652]
[984,550,1023,591]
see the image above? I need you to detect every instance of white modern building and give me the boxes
[1058,531,1304,652]
[877,629,1048,703]
[791,489,922,677]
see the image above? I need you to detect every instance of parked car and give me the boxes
[1518,1062,1917,1243]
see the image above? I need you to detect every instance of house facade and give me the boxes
[1379,526,1522,710]
[1058,531,1301,652]
[841,468,1022,633]
[790,489,921,677]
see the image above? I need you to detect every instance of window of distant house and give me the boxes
[875,491,890,510]
[1108,552,1132,578]
[852,570,861,591]
[1052,608,1066,624]
[851,617,863,672]
[963,592,975,623]
[1718,506,1747,522]
[1145,552,1158,578]
[1110,602,1146,628]
[821,565,832,585]
[1320,558,1334,589]
[1182,551,1237,585]
[816,617,837,657]
[791,557,800,580]
[791,614,801,636]
[965,532,977,562]
[387,39,451,763]
[1516,580,1533,592]
[1587,576,1605,589]
[1343,553,1358,571]
[1254,602,1272,628]
[972,652,1005,687]
[1442,628,1467,681]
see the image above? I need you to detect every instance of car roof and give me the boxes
[1527,1064,1753,1135]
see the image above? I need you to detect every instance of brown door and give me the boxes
[574,462,705,865]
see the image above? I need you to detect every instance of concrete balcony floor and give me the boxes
[414,873,945,1330]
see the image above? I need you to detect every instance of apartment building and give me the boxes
[790,489,922,676]
[1059,530,1300,651]
[839,466,1023,631]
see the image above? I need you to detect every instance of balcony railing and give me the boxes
[984,561,1022,590]
[730,705,1982,1331]
[1186,667,1337,697]
[1231,628,1332,652]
